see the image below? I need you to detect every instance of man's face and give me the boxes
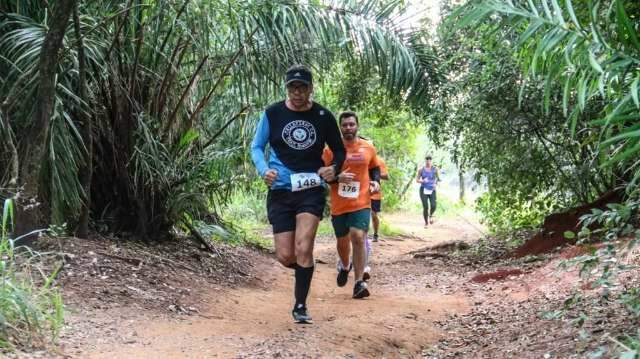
[426,158,432,166]
[286,81,312,107]
[340,116,358,140]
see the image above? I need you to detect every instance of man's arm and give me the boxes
[379,158,389,180]
[368,166,381,183]
[321,147,339,184]
[325,113,346,172]
[250,113,270,176]
[368,166,381,193]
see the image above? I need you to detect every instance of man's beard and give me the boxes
[343,133,356,140]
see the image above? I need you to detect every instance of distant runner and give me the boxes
[323,111,380,299]
[251,65,345,323]
[417,155,440,228]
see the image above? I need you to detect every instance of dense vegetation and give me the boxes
[438,0,640,354]
[430,0,639,231]
[1,0,639,353]
[0,0,434,348]
[0,0,434,241]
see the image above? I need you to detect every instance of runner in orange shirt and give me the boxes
[322,111,380,299]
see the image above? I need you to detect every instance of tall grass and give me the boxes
[0,199,64,350]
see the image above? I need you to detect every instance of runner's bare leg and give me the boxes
[336,235,351,269]
[295,213,319,267]
[350,228,366,281]
[274,232,296,267]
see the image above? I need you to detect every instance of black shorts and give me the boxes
[371,199,381,213]
[267,187,326,234]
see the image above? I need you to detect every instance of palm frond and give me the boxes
[455,0,640,189]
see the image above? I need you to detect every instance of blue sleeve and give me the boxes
[250,112,270,177]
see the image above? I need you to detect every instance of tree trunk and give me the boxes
[73,2,93,239]
[14,0,76,244]
[458,167,465,204]
[400,162,418,199]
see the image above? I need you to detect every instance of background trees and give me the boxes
[2,0,637,237]
[427,0,639,231]
[0,0,435,240]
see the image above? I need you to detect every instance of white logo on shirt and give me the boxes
[282,120,317,150]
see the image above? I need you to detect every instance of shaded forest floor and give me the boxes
[21,213,640,358]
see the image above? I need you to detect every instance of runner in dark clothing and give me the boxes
[251,64,345,323]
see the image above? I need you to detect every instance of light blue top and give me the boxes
[250,112,294,190]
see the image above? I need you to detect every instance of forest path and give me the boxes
[77,213,481,358]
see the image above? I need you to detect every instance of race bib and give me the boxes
[291,173,321,192]
[338,181,360,198]
[423,188,433,195]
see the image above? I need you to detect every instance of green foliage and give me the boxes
[0,199,64,350]
[475,189,560,233]
[316,218,335,237]
[579,200,640,242]
[0,0,436,238]
[621,288,640,317]
[221,181,272,249]
[428,0,640,232]
[376,219,404,237]
[621,330,640,358]
[193,219,270,251]
[559,199,639,289]
[318,63,423,211]
[453,0,640,193]
[225,181,269,226]
[552,196,640,355]
[442,189,469,214]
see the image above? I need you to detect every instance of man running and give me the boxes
[251,65,345,323]
[322,111,380,299]
[417,155,440,228]
[369,156,389,242]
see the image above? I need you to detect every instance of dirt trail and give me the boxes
[72,214,480,358]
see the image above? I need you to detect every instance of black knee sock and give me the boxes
[294,265,314,308]
[285,262,300,270]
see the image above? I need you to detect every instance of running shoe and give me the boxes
[372,233,379,242]
[430,216,435,224]
[353,280,370,299]
[336,261,352,287]
[363,266,371,281]
[292,304,312,324]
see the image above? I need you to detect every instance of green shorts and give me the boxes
[331,208,371,237]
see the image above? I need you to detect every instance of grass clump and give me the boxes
[0,199,64,351]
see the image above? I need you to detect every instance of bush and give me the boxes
[475,190,560,233]
[224,180,268,225]
[0,199,64,350]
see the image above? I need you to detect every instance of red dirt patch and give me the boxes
[512,191,621,258]
[470,269,524,283]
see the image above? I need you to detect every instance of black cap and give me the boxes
[425,155,432,160]
[285,67,313,85]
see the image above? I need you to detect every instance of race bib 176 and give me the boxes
[423,188,433,195]
[338,181,360,198]
[290,172,321,192]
